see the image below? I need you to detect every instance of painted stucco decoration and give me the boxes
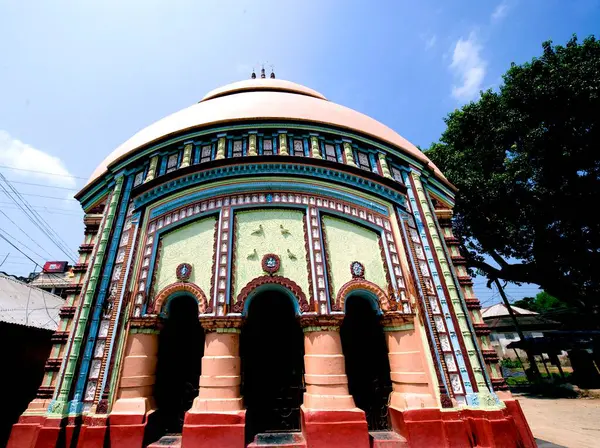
[233,275,310,313]
[334,278,395,312]
[350,261,365,279]
[261,253,280,275]
[176,263,192,281]
[9,77,534,448]
[154,281,210,315]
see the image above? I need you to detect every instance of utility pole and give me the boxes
[494,278,541,381]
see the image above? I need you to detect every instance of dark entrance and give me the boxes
[240,290,305,444]
[154,295,204,434]
[341,295,393,430]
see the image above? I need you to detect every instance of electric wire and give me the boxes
[0,174,77,262]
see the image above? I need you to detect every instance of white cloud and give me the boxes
[449,32,487,102]
[424,34,437,50]
[491,1,510,22]
[0,130,76,188]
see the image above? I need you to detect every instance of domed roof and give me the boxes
[84,79,447,189]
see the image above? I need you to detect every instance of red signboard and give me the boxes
[43,261,69,273]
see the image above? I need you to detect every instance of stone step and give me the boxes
[369,431,409,448]
[248,432,307,447]
[147,434,182,448]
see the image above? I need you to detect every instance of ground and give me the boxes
[517,395,600,448]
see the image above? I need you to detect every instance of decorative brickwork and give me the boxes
[154,281,210,315]
[233,275,310,313]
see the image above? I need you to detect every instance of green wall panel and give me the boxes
[154,217,217,298]
[234,209,309,300]
[322,215,387,297]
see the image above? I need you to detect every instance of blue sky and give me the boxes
[1,0,598,304]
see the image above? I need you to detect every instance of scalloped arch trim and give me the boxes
[334,278,395,312]
[233,275,311,314]
[154,282,211,315]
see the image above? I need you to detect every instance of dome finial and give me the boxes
[270,65,276,79]
[260,64,266,79]
[251,69,256,79]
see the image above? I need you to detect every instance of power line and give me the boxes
[0,164,87,180]
[4,179,79,191]
[0,229,44,267]
[0,202,82,215]
[0,210,54,258]
[6,192,77,201]
[0,174,77,262]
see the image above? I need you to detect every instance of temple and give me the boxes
[8,77,536,448]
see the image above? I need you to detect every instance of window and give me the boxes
[324,144,337,162]
[293,139,304,157]
[391,166,404,183]
[357,151,371,171]
[166,153,179,173]
[133,171,144,187]
[263,138,274,155]
[200,145,211,163]
[232,140,243,158]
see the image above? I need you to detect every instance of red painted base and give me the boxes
[6,399,535,448]
[389,399,536,448]
[76,416,108,448]
[6,415,44,448]
[300,406,370,448]
[108,412,151,448]
[181,410,246,448]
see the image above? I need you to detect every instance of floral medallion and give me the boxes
[261,253,281,275]
[350,261,365,279]
[176,263,192,281]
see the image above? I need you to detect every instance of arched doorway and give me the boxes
[341,294,393,430]
[154,295,205,434]
[240,289,305,444]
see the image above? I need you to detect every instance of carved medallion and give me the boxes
[350,261,365,279]
[176,263,192,281]
[261,253,281,275]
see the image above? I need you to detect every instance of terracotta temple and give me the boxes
[8,74,536,448]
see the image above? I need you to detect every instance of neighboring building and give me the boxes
[29,261,75,299]
[8,76,535,448]
[0,273,64,446]
[482,303,558,359]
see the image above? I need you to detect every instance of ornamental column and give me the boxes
[109,317,162,448]
[182,317,245,448]
[299,315,369,448]
[381,313,437,412]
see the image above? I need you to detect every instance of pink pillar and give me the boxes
[109,318,161,448]
[382,314,437,411]
[299,315,369,448]
[182,317,245,448]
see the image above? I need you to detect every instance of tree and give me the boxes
[426,35,600,310]
[513,291,569,314]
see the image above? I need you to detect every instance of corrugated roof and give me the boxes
[481,303,537,318]
[0,273,64,330]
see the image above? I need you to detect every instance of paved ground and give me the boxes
[517,395,600,448]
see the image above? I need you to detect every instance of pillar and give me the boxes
[310,136,322,159]
[182,317,245,448]
[180,142,193,168]
[382,314,437,412]
[342,142,357,167]
[299,315,369,448]
[109,318,161,448]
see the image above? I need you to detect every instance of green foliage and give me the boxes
[501,358,523,369]
[426,35,600,309]
[513,291,570,314]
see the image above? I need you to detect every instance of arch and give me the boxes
[154,282,211,315]
[334,279,395,313]
[233,275,311,314]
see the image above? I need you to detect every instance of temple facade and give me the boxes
[8,77,536,448]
